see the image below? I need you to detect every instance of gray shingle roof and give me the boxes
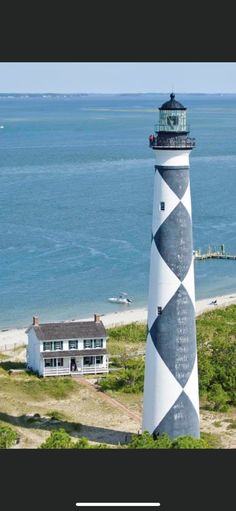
[32,321,106,341]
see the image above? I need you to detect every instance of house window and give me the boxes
[43,342,53,351]
[96,356,103,364]
[44,358,53,367]
[53,341,63,350]
[69,340,78,350]
[84,339,93,349]
[57,358,64,367]
[83,356,94,366]
[94,338,103,348]
[157,306,162,315]
[160,202,165,211]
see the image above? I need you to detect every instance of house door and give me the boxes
[70,358,77,372]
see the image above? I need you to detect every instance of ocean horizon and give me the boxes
[1,93,236,328]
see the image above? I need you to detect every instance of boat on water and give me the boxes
[108,292,133,304]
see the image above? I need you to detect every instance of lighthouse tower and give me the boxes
[142,93,200,439]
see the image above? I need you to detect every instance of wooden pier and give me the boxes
[194,244,236,261]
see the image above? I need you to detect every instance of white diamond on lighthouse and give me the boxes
[184,355,200,417]
[181,183,192,216]
[182,258,196,310]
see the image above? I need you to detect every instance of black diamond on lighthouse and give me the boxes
[143,94,200,438]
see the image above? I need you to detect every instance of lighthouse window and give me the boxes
[160,202,165,211]
[157,307,162,315]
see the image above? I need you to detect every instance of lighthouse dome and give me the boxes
[159,93,186,111]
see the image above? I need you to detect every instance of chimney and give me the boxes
[32,316,39,326]
[94,313,101,323]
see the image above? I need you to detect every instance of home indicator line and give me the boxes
[76,504,161,508]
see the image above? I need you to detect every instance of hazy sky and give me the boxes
[1,62,236,93]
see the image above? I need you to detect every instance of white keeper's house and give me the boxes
[26,314,109,377]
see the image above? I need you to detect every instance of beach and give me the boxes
[1,292,236,349]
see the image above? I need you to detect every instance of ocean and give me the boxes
[0,93,236,328]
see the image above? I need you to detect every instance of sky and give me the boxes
[0,62,236,93]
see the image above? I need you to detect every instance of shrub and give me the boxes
[171,436,209,449]
[128,431,209,449]
[128,431,172,449]
[40,429,108,449]
[98,358,144,393]
[0,424,18,448]
[40,429,73,449]
[207,383,230,412]
[47,410,66,421]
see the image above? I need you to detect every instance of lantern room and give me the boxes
[158,93,188,133]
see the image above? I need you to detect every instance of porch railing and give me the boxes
[43,365,109,377]
[43,366,71,377]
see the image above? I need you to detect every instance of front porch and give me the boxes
[42,353,109,377]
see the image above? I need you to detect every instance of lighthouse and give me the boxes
[142,93,200,439]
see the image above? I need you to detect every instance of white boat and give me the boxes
[108,292,133,304]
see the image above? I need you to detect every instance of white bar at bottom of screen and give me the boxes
[76,504,161,508]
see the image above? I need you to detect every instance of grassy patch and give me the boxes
[200,431,222,448]
[107,323,146,360]
[0,373,78,401]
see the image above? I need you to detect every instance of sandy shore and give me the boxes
[1,292,236,348]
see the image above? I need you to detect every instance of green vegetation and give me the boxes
[107,323,146,361]
[200,431,222,448]
[46,410,67,421]
[40,428,108,449]
[0,371,77,401]
[40,428,211,449]
[128,431,209,449]
[197,305,236,410]
[101,306,236,412]
[0,423,18,448]
[99,358,144,393]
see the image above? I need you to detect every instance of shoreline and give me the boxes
[1,292,236,348]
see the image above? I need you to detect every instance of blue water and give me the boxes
[0,93,236,328]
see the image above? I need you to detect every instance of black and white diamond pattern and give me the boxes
[143,164,200,439]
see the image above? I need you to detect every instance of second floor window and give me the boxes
[43,342,52,351]
[54,341,63,350]
[160,202,165,211]
[69,340,78,350]
[94,339,103,348]
[84,339,93,349]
